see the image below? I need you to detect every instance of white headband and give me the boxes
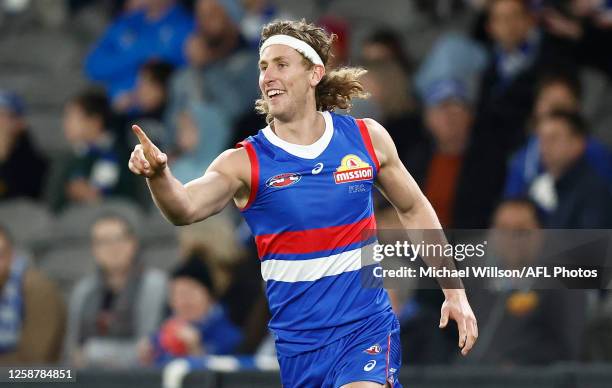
[259,34,324,67]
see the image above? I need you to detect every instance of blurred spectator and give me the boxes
[464,199,588,365]
[138,254,243,366]
[240,0,289,48]
[360,28,414,74]
[135,61,174,118]
[414,32,488,99]
[117,61,175,146]
[67,0,123,18]
[415,0,469,22]
[360,60,424,156]
[0,91,48,201]
[584,277,612,361]
[488,198,544,279]
[84,0,193,103]
[318,15,350,68]
[64,214,167,368]
[541,0,612,79]
[537,110,612,227]
[186,0,244,67]
[67,0,190,18]
[474,0,575,158]
[402,79,506,228]
[171,103,231,183]
[349,27,415,122]
[504,73,612,202]
[178,216,268,354]
[167,0,258,152]
[50,89,139,210]
[0,225,65,364]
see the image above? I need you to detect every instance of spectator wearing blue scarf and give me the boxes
[0,225,65,363]
[474,0,577,160]
[504,73,612,209]
[139,254,243,366]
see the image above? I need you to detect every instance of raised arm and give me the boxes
[128,125,250,225]
[363,118,478,356]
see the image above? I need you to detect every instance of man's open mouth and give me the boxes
[267,89,286,100]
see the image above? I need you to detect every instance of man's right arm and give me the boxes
[129,125,249,225]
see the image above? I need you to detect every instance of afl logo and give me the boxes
[364,344,382,355]
[266,173,301,188]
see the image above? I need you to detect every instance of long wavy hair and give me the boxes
[255,19,369,124]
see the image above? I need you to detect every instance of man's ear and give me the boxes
[310,64,325,87]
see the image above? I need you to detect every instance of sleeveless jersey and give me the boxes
[238,111,395,357]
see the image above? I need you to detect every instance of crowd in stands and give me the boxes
[1,0,612,370]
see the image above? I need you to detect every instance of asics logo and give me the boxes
[312,163,324,175]
[363,360,376,372]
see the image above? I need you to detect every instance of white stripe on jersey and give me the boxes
[261,243,375,282]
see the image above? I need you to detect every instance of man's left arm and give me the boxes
[362,118,478,356]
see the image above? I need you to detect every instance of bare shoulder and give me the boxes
[208,147,250,182]
[361,117,395,167]
[361,117,387,137]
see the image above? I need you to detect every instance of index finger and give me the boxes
[132,124,152,146]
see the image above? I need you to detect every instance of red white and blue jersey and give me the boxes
[237,111,395,357]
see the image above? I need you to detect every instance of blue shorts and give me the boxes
[278,318,402,388]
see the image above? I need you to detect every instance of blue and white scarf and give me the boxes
[0,256,27,353]
[494,29,542,91]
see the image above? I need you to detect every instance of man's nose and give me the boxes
[262,67,276,84]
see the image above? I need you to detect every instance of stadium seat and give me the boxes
[324,0,419,31]
[28,110,71,155]
[38,243,96,299]
[573,363,612,388]
[140,210,178,245]
[141,243,181,272]
[0,198,53,251]
[54,199,145,243]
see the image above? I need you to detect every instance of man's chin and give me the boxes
[269,107,289,121]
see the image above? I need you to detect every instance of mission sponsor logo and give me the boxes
[334,154,373,184]
[266,173,301,188]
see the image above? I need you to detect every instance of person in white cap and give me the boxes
[128,19,477,388]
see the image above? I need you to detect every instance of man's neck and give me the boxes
[551,153,584,181]
[437,138,468,156]
[146,2,173,21]
[105,269,129,293]
[272,109,325,146]
[499,28,538,55]
[86,129,111,147]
